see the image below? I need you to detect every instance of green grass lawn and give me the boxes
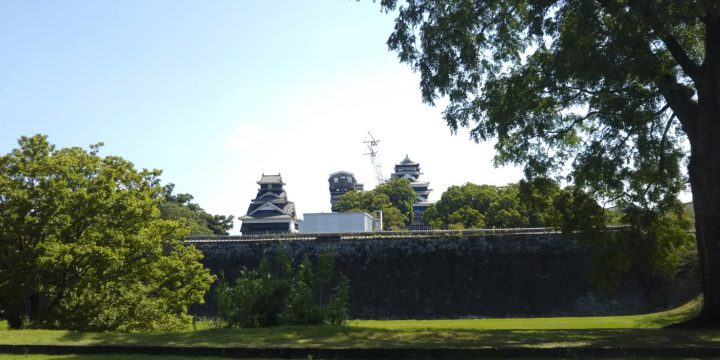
[350,296,702,330]
[0,297,717,350]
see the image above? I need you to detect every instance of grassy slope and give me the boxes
[0,297,718,349]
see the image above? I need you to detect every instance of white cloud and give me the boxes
[219,66,523,233]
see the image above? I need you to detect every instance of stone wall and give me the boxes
[191,234,699,319]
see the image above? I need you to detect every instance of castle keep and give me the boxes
[391,155,432,228]
[240,155,434,234]
[239,174,298,234]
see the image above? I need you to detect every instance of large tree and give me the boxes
[380,0,720,325]
[373,177,418,225]
[0,135,215,331]
[334,177,416,230]
[160,183,235,236]
[334,190,408,230]
[426,182,531,228]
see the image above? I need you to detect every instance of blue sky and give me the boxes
[0,1,524,233]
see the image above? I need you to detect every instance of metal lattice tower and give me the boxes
[363,132,385,185]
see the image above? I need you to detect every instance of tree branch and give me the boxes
[660,33,702,84]
[652,103,671,117]
[544,111,599,137]
[657,112,677,176]
[615,0,703,84]
[656,73,699,142]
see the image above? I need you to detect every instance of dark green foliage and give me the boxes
[284,256,324,324]
[381,0,720,322]
[327,275,350,325]
[553,188,608,236]
[554,188,694,290]
[216,268,290,328]
[374,178,417,225]
[553,187,628,289]
[160,184,234,235]
[216,248,349,328]
[0,135,215,331]
[335,177,416,229]
[425,182,550,229]
[447,205,485,229]
[610,205,693,288]
[518,178,563,227]
[425,178,693,289]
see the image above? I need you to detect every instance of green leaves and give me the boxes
[0,135,214,331]
[374,178,417,224]
[425,182,538,229]
[382,0,698,208]
[159,183,235,235]
[334,177,416,230]
[554,188,694,291]
[381,0,709,295]
[217,249,349,328]
[448,205,486,229]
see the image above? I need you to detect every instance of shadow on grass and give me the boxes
[635,296,704,329]
[26,297,716,350]
[54,324,720,350]
[0,355,233,360]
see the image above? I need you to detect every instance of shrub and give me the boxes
[217,248,349,327]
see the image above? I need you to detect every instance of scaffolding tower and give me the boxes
[363,132,385,185]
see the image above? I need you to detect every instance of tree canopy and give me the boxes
[0,135,215,331]
[334,177,416,230]
[160,184,234,236]
[424,178,620,229]
[380,0,718,324]
[425,183,530,229]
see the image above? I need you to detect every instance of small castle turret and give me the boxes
[329,171,364,212]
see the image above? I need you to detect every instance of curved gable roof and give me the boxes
[398,154,418,166]
[249,202,289,216]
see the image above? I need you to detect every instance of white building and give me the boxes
[300,212,380,234]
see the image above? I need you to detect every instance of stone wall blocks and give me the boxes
[192,233,699,319]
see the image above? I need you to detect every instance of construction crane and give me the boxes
[363,132,385,185]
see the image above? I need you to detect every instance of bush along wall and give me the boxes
[216,247,349,328]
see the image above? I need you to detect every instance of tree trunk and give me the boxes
[689,138,720,325]
[688,31,720,324]
[6,314,23,330]
[29,294,39,322]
